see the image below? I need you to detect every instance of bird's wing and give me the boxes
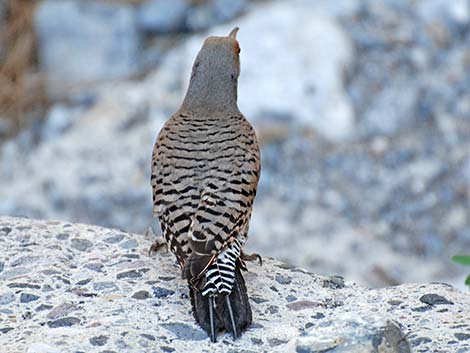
[183,116,260,280]
[151,115,199,265]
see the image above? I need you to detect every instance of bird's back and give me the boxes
[151,110,260,267]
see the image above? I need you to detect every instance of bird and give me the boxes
[150,27,261,342]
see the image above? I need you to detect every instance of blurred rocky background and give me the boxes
[0,0,468,288]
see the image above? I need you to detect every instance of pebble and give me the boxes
[455,333,470,341]
[420,293,454,306]
[287,300,319,311]
[20,293,40,303]
[160,323,207,341]
[93,282,118,291]
[275,274,292,285]
[116,270,142,280]
[89,335,109,346]
[103,234,125,244]
[132,290,151,300]
[47,303,79,320]
[47,317,80,328]
[84,263,104,272]
[152,287,175,298]
[120,239,138,249]
[70,238,93,252]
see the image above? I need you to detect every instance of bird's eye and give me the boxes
[234,43,241,55]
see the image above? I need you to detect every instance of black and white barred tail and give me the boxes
[188,235,252,340]
[201,235,244,296]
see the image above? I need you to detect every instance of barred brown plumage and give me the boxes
[150,27,261,342]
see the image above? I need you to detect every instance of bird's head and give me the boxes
[183,28,242,113]
[192,27,241,83]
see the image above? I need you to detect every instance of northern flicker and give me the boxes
[150,28,261,342]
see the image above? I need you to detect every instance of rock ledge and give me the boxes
[0,216,468,352]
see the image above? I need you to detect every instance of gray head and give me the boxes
[182,28,242,113]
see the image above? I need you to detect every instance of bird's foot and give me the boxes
[146,227,167,256]
[240,251,262,266]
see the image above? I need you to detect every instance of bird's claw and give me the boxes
[241,251,262,266]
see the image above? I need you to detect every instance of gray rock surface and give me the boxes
[34,1,141,97]
[0,216,469,353]
[0,0,468,290]
[137,0,188,33]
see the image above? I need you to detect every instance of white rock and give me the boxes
[35,1,141,97]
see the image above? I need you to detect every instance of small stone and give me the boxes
[103,234,125,244]
[84,263,103,272]
[140,334,155,341]
[20,293,40,303]
[75,278,92,286]
[47,317,80,328]
[160,347,175,353]
[286,294,297,302]
[268,305,279,314]
[287,300,318,311]
[132,290,150,300]
[269,338,288,347]
[89,335,108,346]
[275,274,292,285]
[47,303,79,320]
[152,287,175,298]
[35,304,53,311]
[251,296,268,304]
[56,232,69,240]
[11,255,41,267]
[8,283,41,289]
[412,337,432,345]
[0,267,30,280]
[70,238,93,252]
[251,337,263,345]
[312,312,325,319]
[121,254,140,259]
[323,275,345,289]
[117,270,142,279]
[0,327,13,334]
[42,284,54,292]
[93,282,118,291]
[160,323,206,341]
[0,227,11,235]
[120,239,138,249]
[411,306,433,312]
[388,299,403,306]
[455,333,470,341]
[420,294,454,306]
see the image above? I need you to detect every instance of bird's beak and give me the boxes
[228,27,239,39]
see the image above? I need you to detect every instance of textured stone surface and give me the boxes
[0,216,468,352]
[1,0,469,291]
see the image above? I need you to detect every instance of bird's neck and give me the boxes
[182,72,239,114]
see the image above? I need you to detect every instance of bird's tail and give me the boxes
[189,265,252,342]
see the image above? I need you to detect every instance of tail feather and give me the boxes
[189,266,252,340]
